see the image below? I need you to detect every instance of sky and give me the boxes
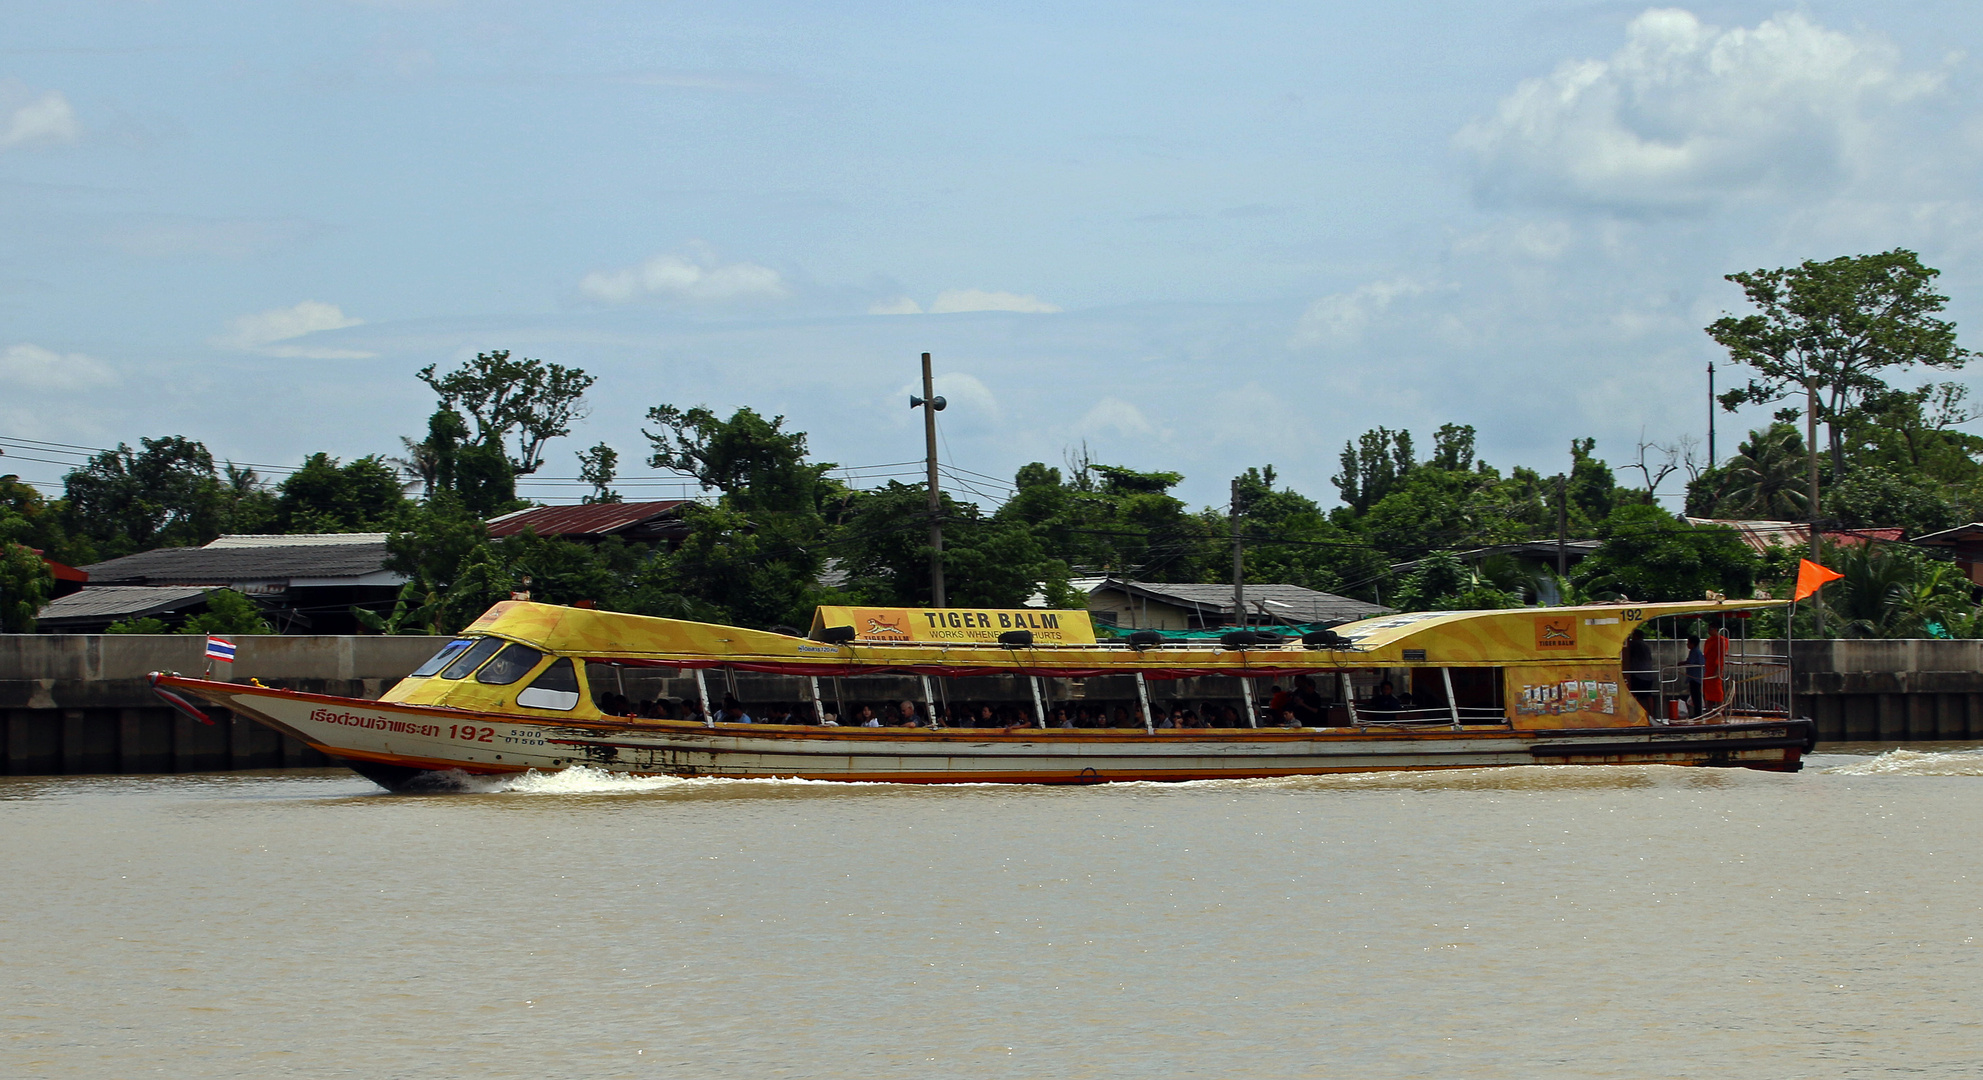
[5,1,1983,511]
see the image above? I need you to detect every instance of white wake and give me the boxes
[1822,748,1983,776]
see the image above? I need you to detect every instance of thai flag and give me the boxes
[205,636,237,663]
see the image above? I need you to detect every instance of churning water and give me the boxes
[5,748,1983,1078]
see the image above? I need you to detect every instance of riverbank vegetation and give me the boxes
[5,251,1982,636]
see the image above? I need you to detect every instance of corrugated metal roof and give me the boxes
[80,540,397,585]
[485,500,688,538]
[1913,523,1983,548]
[206,532,390,548]
[1684,518,1903,553]
[1089,578,1390,624]
[37,585,211,623]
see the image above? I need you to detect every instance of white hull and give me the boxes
[158,677,1814,788]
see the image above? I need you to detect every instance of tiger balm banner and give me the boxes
[811,606,1097,645]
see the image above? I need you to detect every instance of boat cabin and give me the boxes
[375,599,1788,733]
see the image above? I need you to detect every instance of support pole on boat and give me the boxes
[1342,672,1362,731]
[1441,667,1462,731]
[694,667,713,727]
[919,674,939,728]
[1240,675,1257,728]
[809,676,823,723]
[1135,671,1154,734]
[1029,676,1047,728]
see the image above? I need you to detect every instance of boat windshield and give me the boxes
[476,643,545,686]
[438,637,506,680]
[410,638,475,678]
[517,658,581,711]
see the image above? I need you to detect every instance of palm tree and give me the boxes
[1719,424,1810,520]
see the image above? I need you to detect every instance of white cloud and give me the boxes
[213,301,374,359]
[579,248,787,303]
[0,86,79,150]
[1079,397,1156,439]
[0,343,116,391]
[927,289,1061,314]
[869,296,923,315]
[1291,278,1428,346]
[1458,9,1940,212]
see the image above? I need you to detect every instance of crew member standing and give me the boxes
[1702,624,1731,716]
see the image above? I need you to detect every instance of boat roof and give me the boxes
[457,598,1784,679]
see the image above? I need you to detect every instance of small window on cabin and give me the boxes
[475,644,544,686]
[437,637,505,680]
[410,638,474,678]
[517,658,581,711]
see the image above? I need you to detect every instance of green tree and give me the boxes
[1709,249,1970,484]
[179,589,275,636]
[1389,550,1524,611]
[837,481,1074,607]
[1688,424,1811,519]
[1571,505,1759,602]
[1332,427,1415,514]
[0,474,82,564]
[0,541,54,632]
[643,404,841,626]
[1824,468,1959,536]
[352,581,441,635]
[1822,542,1973,638]
[62,436,227,557]
[576,442,621,504]
[1227,466,1384,596]
[417,350,597,476]
[274,453,407,532]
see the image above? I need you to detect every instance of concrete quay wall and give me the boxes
[0,635,441,775]
[3,634,1982,775]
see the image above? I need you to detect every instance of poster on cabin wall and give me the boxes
[1511,665,1619,721]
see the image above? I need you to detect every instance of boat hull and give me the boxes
[154,675,1814,790]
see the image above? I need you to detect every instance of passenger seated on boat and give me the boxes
[1366,681,1402,716]
[1277,707,1299,727]
[764,703,793,724]
[892,700,924,727]
[971,704,996,727]
[1266,684,1290,716]
[1052,706,1074,728]
[1218,704,1243,726]
[1290,675,1326,726]
[854,703,881,727]
[1179,707,1207,729]
[721,696,754,723]
[1110,705,1136,728]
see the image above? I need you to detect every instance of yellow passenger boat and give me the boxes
[150,598,1813,790]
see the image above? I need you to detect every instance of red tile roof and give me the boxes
[485,501,689,538]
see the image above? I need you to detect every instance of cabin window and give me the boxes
[475,644,544,686]
[517,658,581,711]
[410,638,475,677]
[437,636,505,680]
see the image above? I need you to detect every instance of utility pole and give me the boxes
[1707,361,1716,467]
[1230,476,1245,628]
[1806,380,1823,636]
[910,353,947,608]
[1556,473,1568,581]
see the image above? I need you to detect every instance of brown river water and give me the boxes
[5,746,1983,1079]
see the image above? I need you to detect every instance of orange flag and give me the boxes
[1793,558,1844,601]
